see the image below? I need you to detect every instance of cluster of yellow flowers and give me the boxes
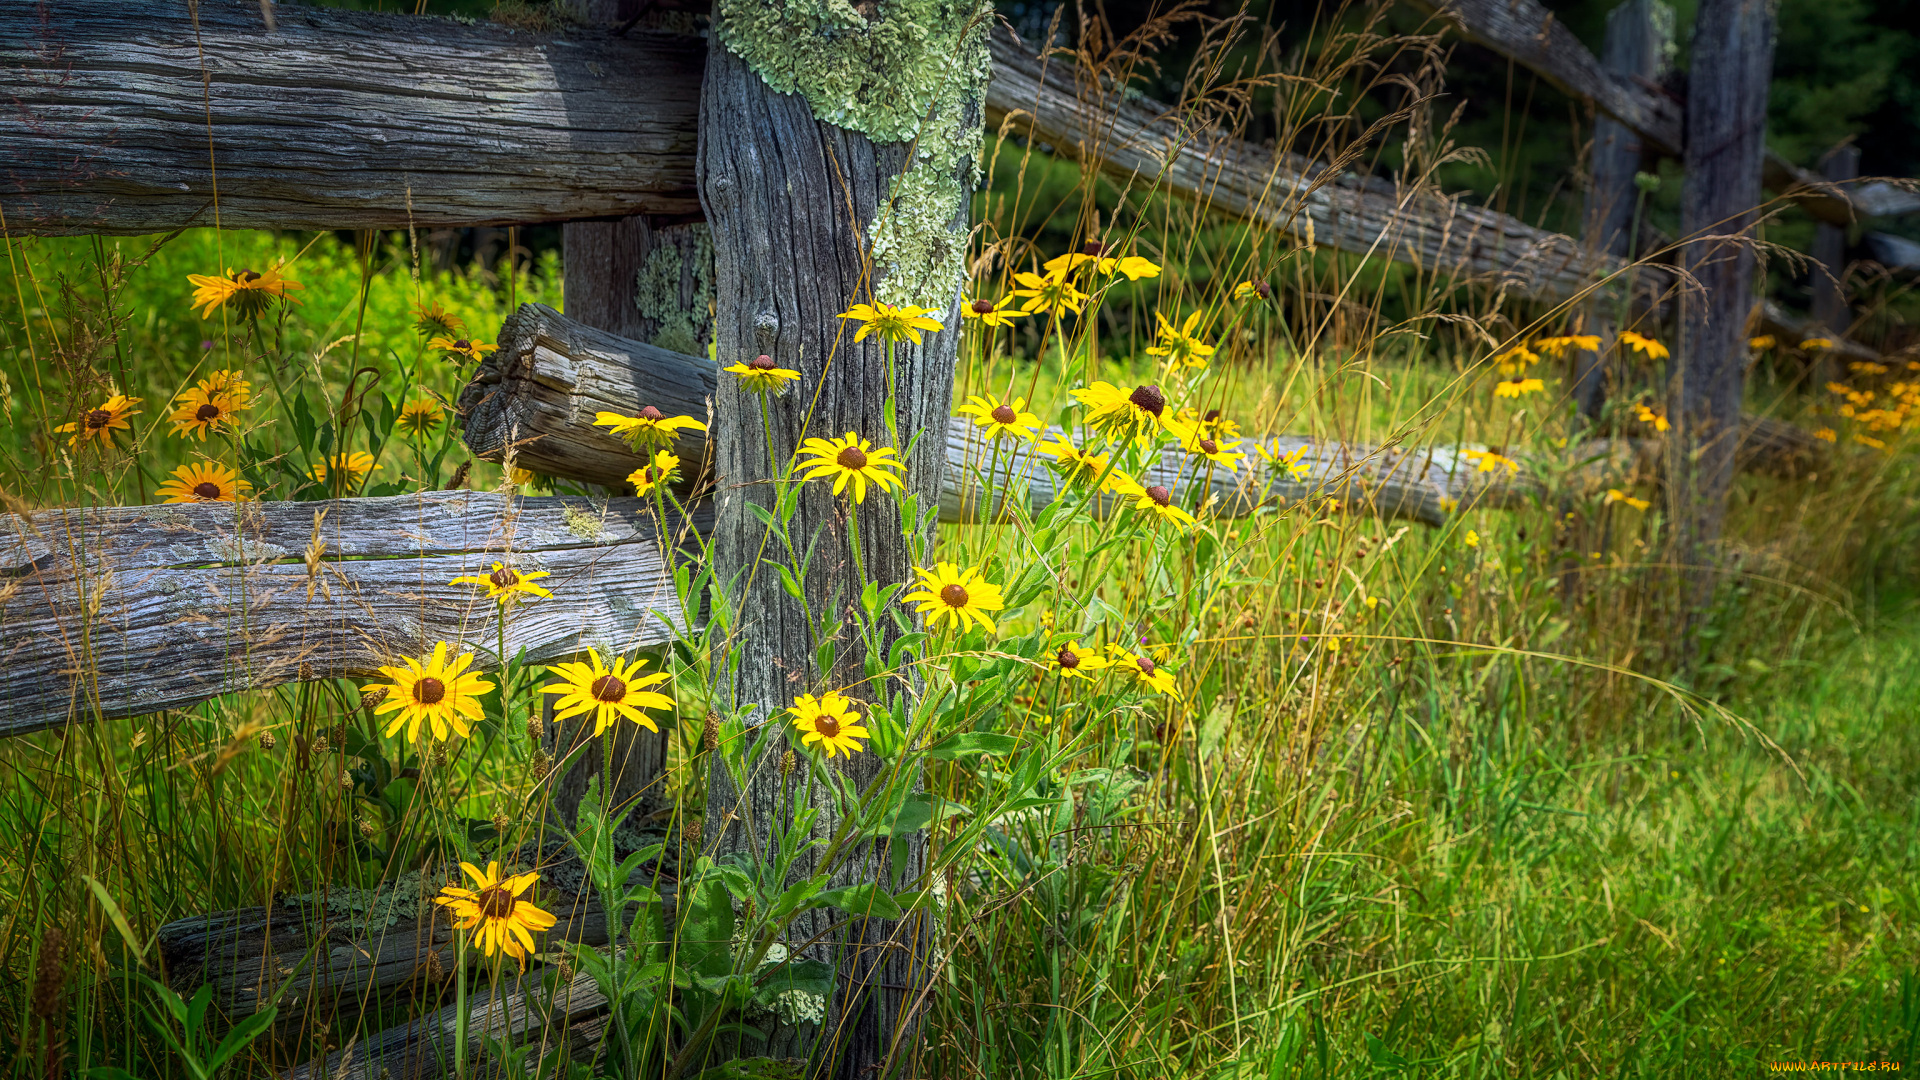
[1820,359,1920,449]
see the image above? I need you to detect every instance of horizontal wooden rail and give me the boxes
[459,304,1555,527]
[0,491,694,737]
[1405,0,1920,225]
[0,0,703,234]
[983,36,1626,308]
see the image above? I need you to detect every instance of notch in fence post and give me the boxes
[1576,0,1672,421]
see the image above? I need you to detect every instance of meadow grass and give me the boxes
[1,8,1917,1074]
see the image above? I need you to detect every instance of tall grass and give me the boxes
[0,2,1916,1077]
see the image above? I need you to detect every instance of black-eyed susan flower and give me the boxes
[1800,337,1834,352]
[1145,310,1217,370]
[1605,488,1651,511]
[166,385,244,440]
[1533,334,1601,357]
[1491,344,1539,376]
[1073,381,1171,442]
[428,336,497,365]
[1461,448,1520,476]
[1010,269,1089,316]
[1232,279,1272,301]
[902,562,1005,634]
[199,369,253,405]
[788,691,869,759]
[956,396,1042,441]
[626,450,681,496]
[450,561,553,605]
[1120,480,1197,528]
[837,302,944,346]
[156,462,251,503]
[1048,641,1109,680]
[1036,436,1132,493]
[722,354,801,394]
[310,451,376,485]
[1041,244,1161,281]
[413,302,464,340]
[1632,402,1670,432]
[186,265,303,320]
[1106,645,1179,698]
[796,432,905,503]
[541,649,673,736]
[1494,377,1545,398]
[1175,407,1241,440]
[594,406,708,451]
[1619,331,1669,360]
[1256,440,1313,482]
[1180,428,1246,469]
[433,862,556,969]
[398,398,445,438]
[56,394,141,448]
[1814,426,1838,442]
[962,295,1025,328]
[363,642,493,744]
[1748,334,1777,351]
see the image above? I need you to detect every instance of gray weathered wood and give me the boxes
[159,871,620,1028]
[1671,0,1774,588]
[1812,146,1861,337]
[1410,0,1683,155]
[1574,0,1672,419]
[1408,0,1913,228]
[985,35,1627,309]
[458,303,717,488]
[459,302,1835,528]
[0,0,702,235]
[0,491,693,737]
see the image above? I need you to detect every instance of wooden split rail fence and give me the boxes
[0,0,1896,1073]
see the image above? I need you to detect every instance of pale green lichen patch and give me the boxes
[714,0,992,310]
[562,504,605,541]
[634,225,715,355]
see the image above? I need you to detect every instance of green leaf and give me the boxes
[923,731,1020,759]
[746,502,778,530]
[773,562,806,603]
[206,1006,279,1072]
[886,632,928,673]
[82,874,146,962]
[679,875,737,982]
[815,638,836,678]
[811,883,903,920]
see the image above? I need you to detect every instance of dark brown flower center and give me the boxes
[235,269,260,283]
[478,885,516,919]
[590,674,627,703]
[639,405,665,421]
[837,445,868,469]
[1128,384,1166,417]
[1135,655,1157,676]
[939,583,969,608]
[451,338,470,351]
[1204,409,1222,423]
[1146,485,1172,507]
[814,714,841,739]
[1199,439,1219,455]
[1081,240,1108,257]
[990,404,1017,425]
[971,298,995,314]
[196,402,222,422]
[192,481,221,500]
[413,677,446,705]
[489,566,519,588]
[750,354,777,370]
[85,409,112,429]
[1255,281,1272,298]
[1056,646,1081,670]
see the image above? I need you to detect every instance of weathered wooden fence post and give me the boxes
[1809,142,1860,386]
[1671,0,1776,596]
[695,2,987,1073]
[1576,0,1672,419]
